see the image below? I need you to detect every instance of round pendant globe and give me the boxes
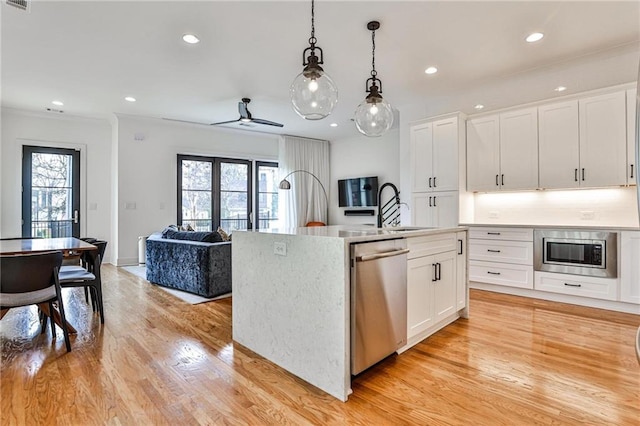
[354,98,394,137]
[290,71,338,120]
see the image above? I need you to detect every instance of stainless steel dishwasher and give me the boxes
[351,238,409,375]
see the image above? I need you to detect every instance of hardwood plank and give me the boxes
[1,268,639,425]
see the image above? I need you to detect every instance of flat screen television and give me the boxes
[338,176,378,207]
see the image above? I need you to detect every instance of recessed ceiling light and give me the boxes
[525,32,544,43]
[182,34,200,44]
[124,96,136,102]
[554,86,567,92]
[474,104,485,110]
[52,100,64,106]
[425,67,438,75]
[330,123,338,127]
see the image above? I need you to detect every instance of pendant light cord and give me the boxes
[309,0,316,47]
[370,28,377,79]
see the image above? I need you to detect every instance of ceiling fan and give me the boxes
[164,98,284,128]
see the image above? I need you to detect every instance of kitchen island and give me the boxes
[232,225,468,401]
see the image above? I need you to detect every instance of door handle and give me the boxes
[433,196,437,207]
[487,249,501,253]
[581,168,585,181]
[73,210,79,224]
[458,239,463,255]
[564,282,582,288]
[432,263,437,282]
[487,232,501,235]
[574,168,578,182]
[429,177,432,188]
[631,164,634,179]
[495,174,499,186]
[429,196,432,207]
[356,248,410,262]
[433,177,437,187]
[436,262,441,281]
[501,174,504,186]
[487,271,501,275]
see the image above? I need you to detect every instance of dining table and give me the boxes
[0,237,98,333]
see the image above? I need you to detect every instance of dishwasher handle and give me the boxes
[356,248,410,262]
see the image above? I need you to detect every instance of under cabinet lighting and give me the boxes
[474,104,485,110]
[330,123,338,127]
[554,86,567,92]
[125,96,136,102]
[52,100,64,106]
[425,67,438,75]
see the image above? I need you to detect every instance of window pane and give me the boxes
[182,190,212,231]
[257,163,278,230]
[221,162,248,191]
[220,191,247,232]
[182,160,212,190]
[258,165,279,192]
[31,153,72,188]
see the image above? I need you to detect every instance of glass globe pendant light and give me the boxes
[354,21,393,137]
[290,0,338,120]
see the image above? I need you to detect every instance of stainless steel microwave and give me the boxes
[534,230,617,278]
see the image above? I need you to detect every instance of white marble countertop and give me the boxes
[462,223,640,231]
[238,225,468,243]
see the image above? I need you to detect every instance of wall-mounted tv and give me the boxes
[338,176,378,207]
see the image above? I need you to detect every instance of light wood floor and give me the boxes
[1,265,639,425]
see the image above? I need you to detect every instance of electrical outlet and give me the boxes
[274,242,287,256]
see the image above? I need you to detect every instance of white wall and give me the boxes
[329,128,400,226]
[1,108,113,259]
[472,187,639,228]
[113,115,279,265]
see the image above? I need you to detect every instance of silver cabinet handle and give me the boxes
[356,248,410,262]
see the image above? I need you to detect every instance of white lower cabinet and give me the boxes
[620,231,640,304]
[469,260,533,289]
[534,271,618,301]
[403,232,467,350]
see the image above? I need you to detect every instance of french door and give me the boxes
[22,146,81,238]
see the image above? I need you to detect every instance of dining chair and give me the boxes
[58,240,107,324]
[0,251,71,352]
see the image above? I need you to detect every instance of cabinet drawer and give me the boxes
[468,227,533,241]
[534,271,618,301]
[407,233,457,259]
[468,239,533,265]
[469,260,533,289]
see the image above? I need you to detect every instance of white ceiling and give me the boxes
[2,1,639,141]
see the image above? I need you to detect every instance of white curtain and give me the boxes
[278,136,330,228]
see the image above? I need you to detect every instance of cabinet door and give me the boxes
[411,122,434,192]
[407,255,435,338]
[432,117,459,192]
[412,193,435,227]
[620,231,640,304]
[538,100,580,189]
[627,88,637,185]
[432,191,459,228]
[579,92,627,187]
[467,115,500,191]
[456,231,467,310]
[500,107,539,190]
[433,251,457,323]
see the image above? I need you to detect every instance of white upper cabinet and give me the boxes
[579,91,627,187]
[499,107,539,190]
[466,115,500,192]
[538,100,580,189]
[411,117,459,192]
[627,88,637,185]
[467,108,538,192]
[412,191,459,228]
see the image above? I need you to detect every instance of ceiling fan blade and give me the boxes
[251,118,284,127]
[162,117,210,125]
[210,118,241,126]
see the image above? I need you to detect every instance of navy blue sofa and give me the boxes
[145,232,231,298]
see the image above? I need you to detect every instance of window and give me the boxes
[255,161,279,230]
[178,155,276,232]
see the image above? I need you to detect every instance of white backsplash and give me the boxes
[472,187,639,228]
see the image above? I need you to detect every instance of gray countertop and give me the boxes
[462,223,640,231]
